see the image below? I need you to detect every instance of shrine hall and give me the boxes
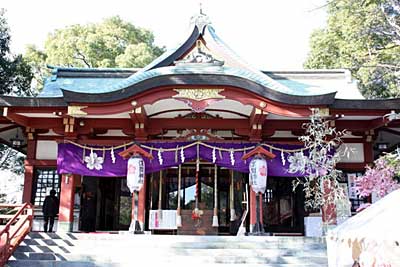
[1,13,400,235]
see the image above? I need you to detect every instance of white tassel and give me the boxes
[158,149,163,165]
[111,147,116,164]
[212,147,216,163]
[180,147,185,163]
[230,149,235,166]
[281,150,286,166]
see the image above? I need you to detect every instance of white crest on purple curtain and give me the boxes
[85,149,104,170]
[127,155,145,193]
[287,152,307,174]
[249,155,267,194]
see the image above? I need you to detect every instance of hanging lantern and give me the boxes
[249,155,268,194]
[127,155,145,193]
[242,146,275,194]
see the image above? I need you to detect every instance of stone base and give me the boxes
[57,221,73,232]
[177,209,218,235]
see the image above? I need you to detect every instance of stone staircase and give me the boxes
[7,232,328,267]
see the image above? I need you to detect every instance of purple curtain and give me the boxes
[57,142,303,177]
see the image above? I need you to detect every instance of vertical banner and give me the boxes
[347,173,358,199]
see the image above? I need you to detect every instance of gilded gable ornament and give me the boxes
[67,106,87,117]
[173,88,225,113]
[173,88,225,101]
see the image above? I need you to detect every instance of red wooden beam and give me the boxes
[331,109,389,117]
[336,163,366,171]
[5,112,29,127]
[8,107,66,114]
[262,119,391,133]
[24,159,57,167]
[80,89,176,115]
[76,85,317,118]
[381,127,400,136]
[0,124,19,133]
[148,118,249,130]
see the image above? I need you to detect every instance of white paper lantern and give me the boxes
[127,155,145,193]
[249,155,268,194]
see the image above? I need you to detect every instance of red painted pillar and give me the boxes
[58,174,76,232]
[23,164,34,203]
[22,140,36,203]
[259,193,263,224]
[364,142,374,164]
[250,189,256,227]
[249,190,263,232]
[138,175,147,228]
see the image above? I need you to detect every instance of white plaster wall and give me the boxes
[36,140,58,160]
[337,143,364,163]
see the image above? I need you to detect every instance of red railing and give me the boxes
[0,203,33,267]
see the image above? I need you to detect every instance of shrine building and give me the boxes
[1,13,399,235]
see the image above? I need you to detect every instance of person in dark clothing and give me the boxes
[42,189,59,232]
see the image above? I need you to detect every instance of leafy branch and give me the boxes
[290,108,346,211]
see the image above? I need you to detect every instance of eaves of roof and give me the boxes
[60,73,337,106]
[0,96,67,107]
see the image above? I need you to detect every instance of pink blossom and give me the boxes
[355,157,400,198]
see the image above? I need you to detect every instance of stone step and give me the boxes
[13,247,327,258]
[26,232,326,243]
[9,234,328,267]
[7,260,327,267]
[24,235,326,248]
[19,238,326,248]
[10,252,328,264]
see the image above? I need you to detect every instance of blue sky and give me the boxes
[2,0,327,69]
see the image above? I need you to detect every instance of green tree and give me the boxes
[26,16,164,89]
[0,9,33,96]
[305,0,400,98]
[0,9,29,176]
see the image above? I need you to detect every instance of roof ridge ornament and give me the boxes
[190,3,211,34]
[175,40,224,67]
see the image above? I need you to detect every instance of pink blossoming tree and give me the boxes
[356,150,400,198]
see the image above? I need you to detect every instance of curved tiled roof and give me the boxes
[17,13,398,110]
[60,73,337,105]
[39,17,339,99]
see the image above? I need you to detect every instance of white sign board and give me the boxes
[149,210,177,230]
[347,173,358,199]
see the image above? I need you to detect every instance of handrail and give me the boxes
[237,184,249,236]
[0,203,33,267]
